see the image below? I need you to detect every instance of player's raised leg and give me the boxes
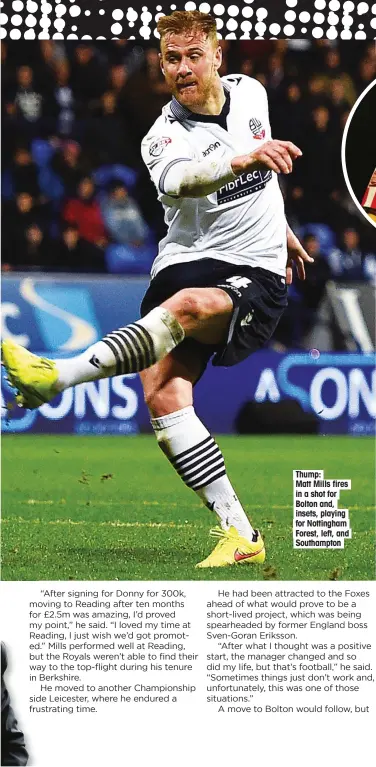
[140,349,265,568]
[1,287,231,409]
[1,305,184,408]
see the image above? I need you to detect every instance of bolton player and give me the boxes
[2,11,313,568]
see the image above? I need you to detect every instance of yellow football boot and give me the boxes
[196,526,265,568]
[1,339,60,409]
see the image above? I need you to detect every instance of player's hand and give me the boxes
[286,241,314,284]
[252,140,302,174]
[233,140,302,176]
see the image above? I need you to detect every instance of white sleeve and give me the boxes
[222,74,272,142]
[141,132,194,199]
[141,131,236,200]
[247,77,272,141]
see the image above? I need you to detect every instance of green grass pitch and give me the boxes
[1,434,374,581]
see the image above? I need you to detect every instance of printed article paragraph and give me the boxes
[24,583,374,715]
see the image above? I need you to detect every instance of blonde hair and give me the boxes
[157,10,219,47]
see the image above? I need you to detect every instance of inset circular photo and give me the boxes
[342,79,376,229]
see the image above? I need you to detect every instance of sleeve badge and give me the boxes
[149,137,172,157]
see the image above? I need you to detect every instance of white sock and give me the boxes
[55,307,185,390]
[151,406,255,540]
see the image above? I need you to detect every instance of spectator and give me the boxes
[307,73,331,111]
[109,63,128,96]
[311,103,334,139]
[237,40,274,67]
[329,78,353,123]
[51,141,89,196]
[298,106,340,219]
[239,59,254,77]
[275,233,330,347]
[272,81,306,146]
[328,228,364,280]
[8,193,40,239]
[255,72,267,88]
[70,45,108,112]
[363,253,376,285]
[340,108,351,132]
[144,49,171,96]
[3,203,51,271]
[323,48,356,104]
[297,233,332,310]
[54,224,106,273]
[85,91,138,168]
[63,177,107,247]
[365,42,376,62]
[266,52,285,91]
[13,192,36,224]
[21,224,52,270]
[2,192,34,266]
[117,51,170,135]
[1,42,13,98]
[106,64,138,118]
[355,54,376,93]
[105,41,145,76]
[283,184,306,230]
[302,233,327,263]
[39,40,66,69]
[52,59,75,136]
[12,65,44,125]
[11,146,40,197]
[2,102,21,161]
[294,233,332,338]
[100,182,149,246]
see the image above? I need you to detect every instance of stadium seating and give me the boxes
[92,164,138,193]
[300,223,336,256]
[105,241,156,275]
[31,139,55,168]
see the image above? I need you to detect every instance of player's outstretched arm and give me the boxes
[161,139,302,199]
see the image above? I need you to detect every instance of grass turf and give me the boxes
[1,434,374,581]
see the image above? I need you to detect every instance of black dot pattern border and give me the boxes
[1,1,375,41]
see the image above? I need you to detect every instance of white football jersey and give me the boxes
[141,75,288,278]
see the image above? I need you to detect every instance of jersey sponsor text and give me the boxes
[217,169,272,205]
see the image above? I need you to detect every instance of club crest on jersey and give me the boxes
[249,117,265,140]
[149,137,172,157]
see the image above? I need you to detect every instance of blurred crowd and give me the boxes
[2,40,376,321]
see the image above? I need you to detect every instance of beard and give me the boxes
[172,74,214,109]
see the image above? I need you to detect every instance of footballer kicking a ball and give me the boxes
[2,11,313,568]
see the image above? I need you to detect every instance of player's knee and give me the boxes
[144,385,163,413]
[143,383,176,416]
[167,288,229,327]
[174,289,203,323]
